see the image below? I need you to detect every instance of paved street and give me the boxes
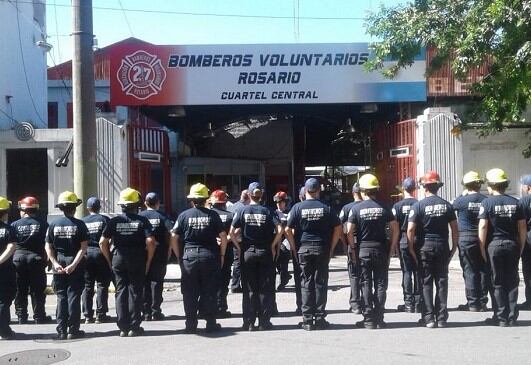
[1,256,530,365]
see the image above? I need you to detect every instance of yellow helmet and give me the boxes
[462,171,484,185]
[486,168,509,184]
[56,191,82,207]
[117,187,141,205]
[0,196,12,211]
[359,174,380,190]
[187,183,209,199]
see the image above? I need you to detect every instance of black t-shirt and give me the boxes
[211,207,234,234]
[102,213,153,250]
[392,198,418,233]
[0,221,16,268]
[453,193,487,232]
[139,209,172,249]
[82,213,109,248]
[173,206,224,248]
[287,199,340,244]
[11,216,48,254]
[478,194,524,241]
[275,209,288,227]
[232,204,279,247]
[408,195,456,241]
[520,195,531,231]
[339,201,359,225]
[348,199,393,244]
[46,216,89,257]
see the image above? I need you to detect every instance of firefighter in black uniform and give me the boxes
[392,177,421,313]
[100,188,155,337]
[453,171,489,311]
[210,189,235,318]
[230,182,282,331]
[339,183,363,314]
[82,197,111,324]
[286,178,342,331]
[479,168,527,326]
[45,191,89,340]
[273,191,291,291]
[12,196,52,324]
[347,174,399,329]
[171,183,228,333]
[519,174,531,309]
[229,189,249,293]
[408,171,458,328]
[140,192,172,321]
[0,197,17,340]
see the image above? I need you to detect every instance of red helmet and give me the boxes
[273,191,288,202]
[18,196,40,210]
[210,190,228,204]
[420,170,443,186]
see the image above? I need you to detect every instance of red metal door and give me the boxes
[374,119,416,204]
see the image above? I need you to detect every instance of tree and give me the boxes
[365,0,531,157]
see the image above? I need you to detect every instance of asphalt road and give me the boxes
[1,256,530,365]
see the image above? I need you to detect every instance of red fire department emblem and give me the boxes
[117,50,166,100]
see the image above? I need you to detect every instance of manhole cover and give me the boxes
[0,349,70,365]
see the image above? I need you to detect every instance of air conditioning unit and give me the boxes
[428,77,449,95]
[137,152,161,162]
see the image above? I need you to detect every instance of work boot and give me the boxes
[151,312,165,321]
[143,313,152,321]
[18,316,28,325]
[67,330,85,340]
[437,320,447,328]
[205,322,222,333]
[54,332,67,341]
[258,321,274,331]
[95,314,111,324]
[216,310,232,319]
[301,322,314,331]
[314,319,330,330]
[0,329,16,340]
[128,327,145,337]
[425,321,437,329]
[35,316,53,324]
[85,317,94,324]
[119,331,128,337]
[350,307,362,315]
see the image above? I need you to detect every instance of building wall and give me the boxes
[48,80,111,128]
[0,0,47,130]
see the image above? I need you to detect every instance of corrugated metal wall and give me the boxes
[416,109,463,201]
[96,117,128,213]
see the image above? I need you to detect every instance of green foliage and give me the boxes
[365,0,531,157]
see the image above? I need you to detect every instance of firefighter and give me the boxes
[519,174,531,309]
[11,196,52,324]
[393,177,421,313]
[209,189,236,318]
[81,197,111,324]
[230,182,283,331]
[408,171,458,328]
[339,182,363,314]
[139,192,172,321]
[229,189,249,294]
[479,169,527,326]
[0,197,17,340]
[45,191,89,340]
[453,171,489,311]
[273,191,292,291]
[347,174,399,329]
[100,188,156,337]
[170,183,227,333]
[285,178,342,331]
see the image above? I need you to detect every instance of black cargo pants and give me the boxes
[359,243,388,324]
[298,242,329,324]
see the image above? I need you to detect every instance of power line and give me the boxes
[13,0,47,128]
[117,0,134,37]
[1,0,365,20]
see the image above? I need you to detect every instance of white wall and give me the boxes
[0,1,48,130]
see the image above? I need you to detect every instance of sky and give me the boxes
[45,0,404,66]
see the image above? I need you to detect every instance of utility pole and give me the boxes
[72,0,97,217]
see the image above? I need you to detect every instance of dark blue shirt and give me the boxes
[478,194,524,241]
[139,209,172,250]
[211,207,234,234]
[520,195,531,231]
[392,198,418,233]
[46,216,89,257]
[102,213,153,250]
[82,213,109,248]
[453,193,487,232]
[11,216,48,255]
[348,199,393,244]
[339,201,360,225]
[408,195,456,241]
[173,206,224,248]
[232,204,278,247]
[0,221,16,269]
[287,199,340,244]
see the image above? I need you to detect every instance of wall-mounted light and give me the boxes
[36,40,53,52]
